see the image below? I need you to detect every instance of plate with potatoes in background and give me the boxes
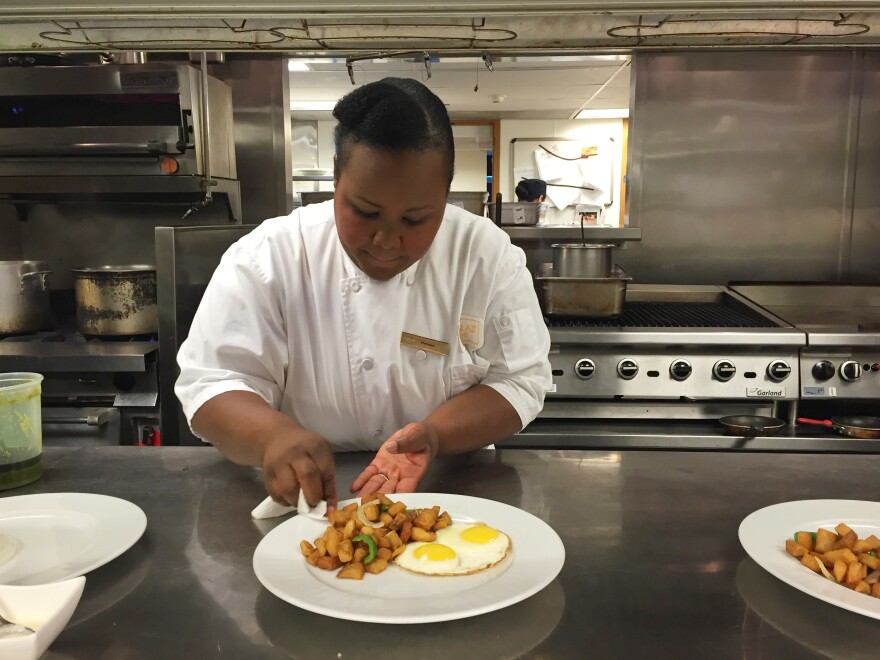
[739,499,880,620]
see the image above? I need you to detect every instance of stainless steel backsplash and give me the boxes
[621,50,880,284]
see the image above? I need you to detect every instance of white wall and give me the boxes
[499,119,625,225]
[450,149,488,192]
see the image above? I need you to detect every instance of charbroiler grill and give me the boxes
[543,284,804,408]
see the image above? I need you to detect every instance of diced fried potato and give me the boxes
[376,547,392,560]
[854,580,871,595]
[814,528,838,554]
[399,521,413,544]
[343,519,356,540]
[380,512,394,527]
[300,540,316,557]
[833,559,848,583]
[376,534,391,549]
[325,528,341,558]
[385,530,402,550]
[388,513,407,531]
[359,526,375,537]
[795,532,813,552]
[391,544,406,559]
[873,582,880,598]
[387,501,407,517]
[315,538,327,557]
[821,548,858,565]
[373,527,387,539]
[365,558,388,575]
[413,506,440,531]
[433,511,452,531]
[342,502,358,517]
[354,546,368,563]
[846,560,864,585]
[836,523,854,538]
[864,535,880,550]
[307,548,320,566]
[833,530,857,550]
[801,553,822,573]
[328,510,349,527]
[853,539,872,554]
[363,503,380,522]
[316,555,342,571]
[786,539,809,559]
[338,539,353,563]
[376,493,394,507]
[411,527,437,542]
[859,553,880,570]
[337,562,365,580]
[361,495,377,506]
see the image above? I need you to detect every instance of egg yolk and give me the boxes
[460,525,499,544]
[414,543,457,561]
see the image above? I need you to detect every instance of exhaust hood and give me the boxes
[0,3,880,51]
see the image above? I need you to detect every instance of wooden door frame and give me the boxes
[450,119,501,200]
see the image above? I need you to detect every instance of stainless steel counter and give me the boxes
[16,446,880,659]
[0,342,157,372]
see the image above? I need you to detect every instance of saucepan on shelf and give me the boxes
[797,416,880,440]
[719,415,786,438]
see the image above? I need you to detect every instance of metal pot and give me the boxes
[0,260,52,334]
[71,265,158,336]
[551,243,613,279]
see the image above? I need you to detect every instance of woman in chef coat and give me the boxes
[176,78,551,511]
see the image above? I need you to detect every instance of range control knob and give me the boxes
[574,358,596,380]
[670,359,692,381]
[840,360,862,382]
[767,360,792,383]
[713,359,736,382]
[617,359,639,380]
[811,361,835,381]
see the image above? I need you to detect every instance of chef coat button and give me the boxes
[500,316,511,328]
[351,282,361,293]
[361,358,374,371]
[416,350,427,361]
[371,430,383,441]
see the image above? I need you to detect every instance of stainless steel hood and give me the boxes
[2,3,880,51]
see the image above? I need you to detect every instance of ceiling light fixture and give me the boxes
[287,61,312,72]
[575,108,630,119]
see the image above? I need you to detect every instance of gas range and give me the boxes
[545,285,804,405]
[729,283,880,400]
[0,330,160,445]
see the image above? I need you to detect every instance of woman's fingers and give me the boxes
[350,465,378,494]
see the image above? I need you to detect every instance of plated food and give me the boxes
[785,522,880,598]
[299,493,510,580]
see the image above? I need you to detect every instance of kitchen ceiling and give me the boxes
[288,55,631,121]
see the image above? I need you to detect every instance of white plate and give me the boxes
[253,493,565,624]
[0,493,147,586]
[738,499,880,620]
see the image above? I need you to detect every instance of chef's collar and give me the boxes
[339,248,422,286]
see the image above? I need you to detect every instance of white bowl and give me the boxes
[0,576,85,660]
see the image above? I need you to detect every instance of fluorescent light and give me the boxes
[287,61,312,71]
[290,101,337,111]
[575,108,630,119]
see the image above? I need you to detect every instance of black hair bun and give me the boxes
[334,82,429,149]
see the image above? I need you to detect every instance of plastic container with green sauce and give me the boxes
[0,372,44,490]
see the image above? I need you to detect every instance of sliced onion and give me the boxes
[356,499,382,528]
[866,568,880,585]
[813,556,835,582]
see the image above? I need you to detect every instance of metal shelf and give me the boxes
[501,226,642,243]
[292,175,334,182]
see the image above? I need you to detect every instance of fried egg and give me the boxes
[393,523,511,576]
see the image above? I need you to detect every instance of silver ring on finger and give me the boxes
[376,473,389,482]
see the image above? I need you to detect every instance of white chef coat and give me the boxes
[175,200,552,452]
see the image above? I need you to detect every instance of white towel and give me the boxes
[250,491,327,520]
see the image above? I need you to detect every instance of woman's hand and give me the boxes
[261,428,338,510]
[350,422,440,498]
